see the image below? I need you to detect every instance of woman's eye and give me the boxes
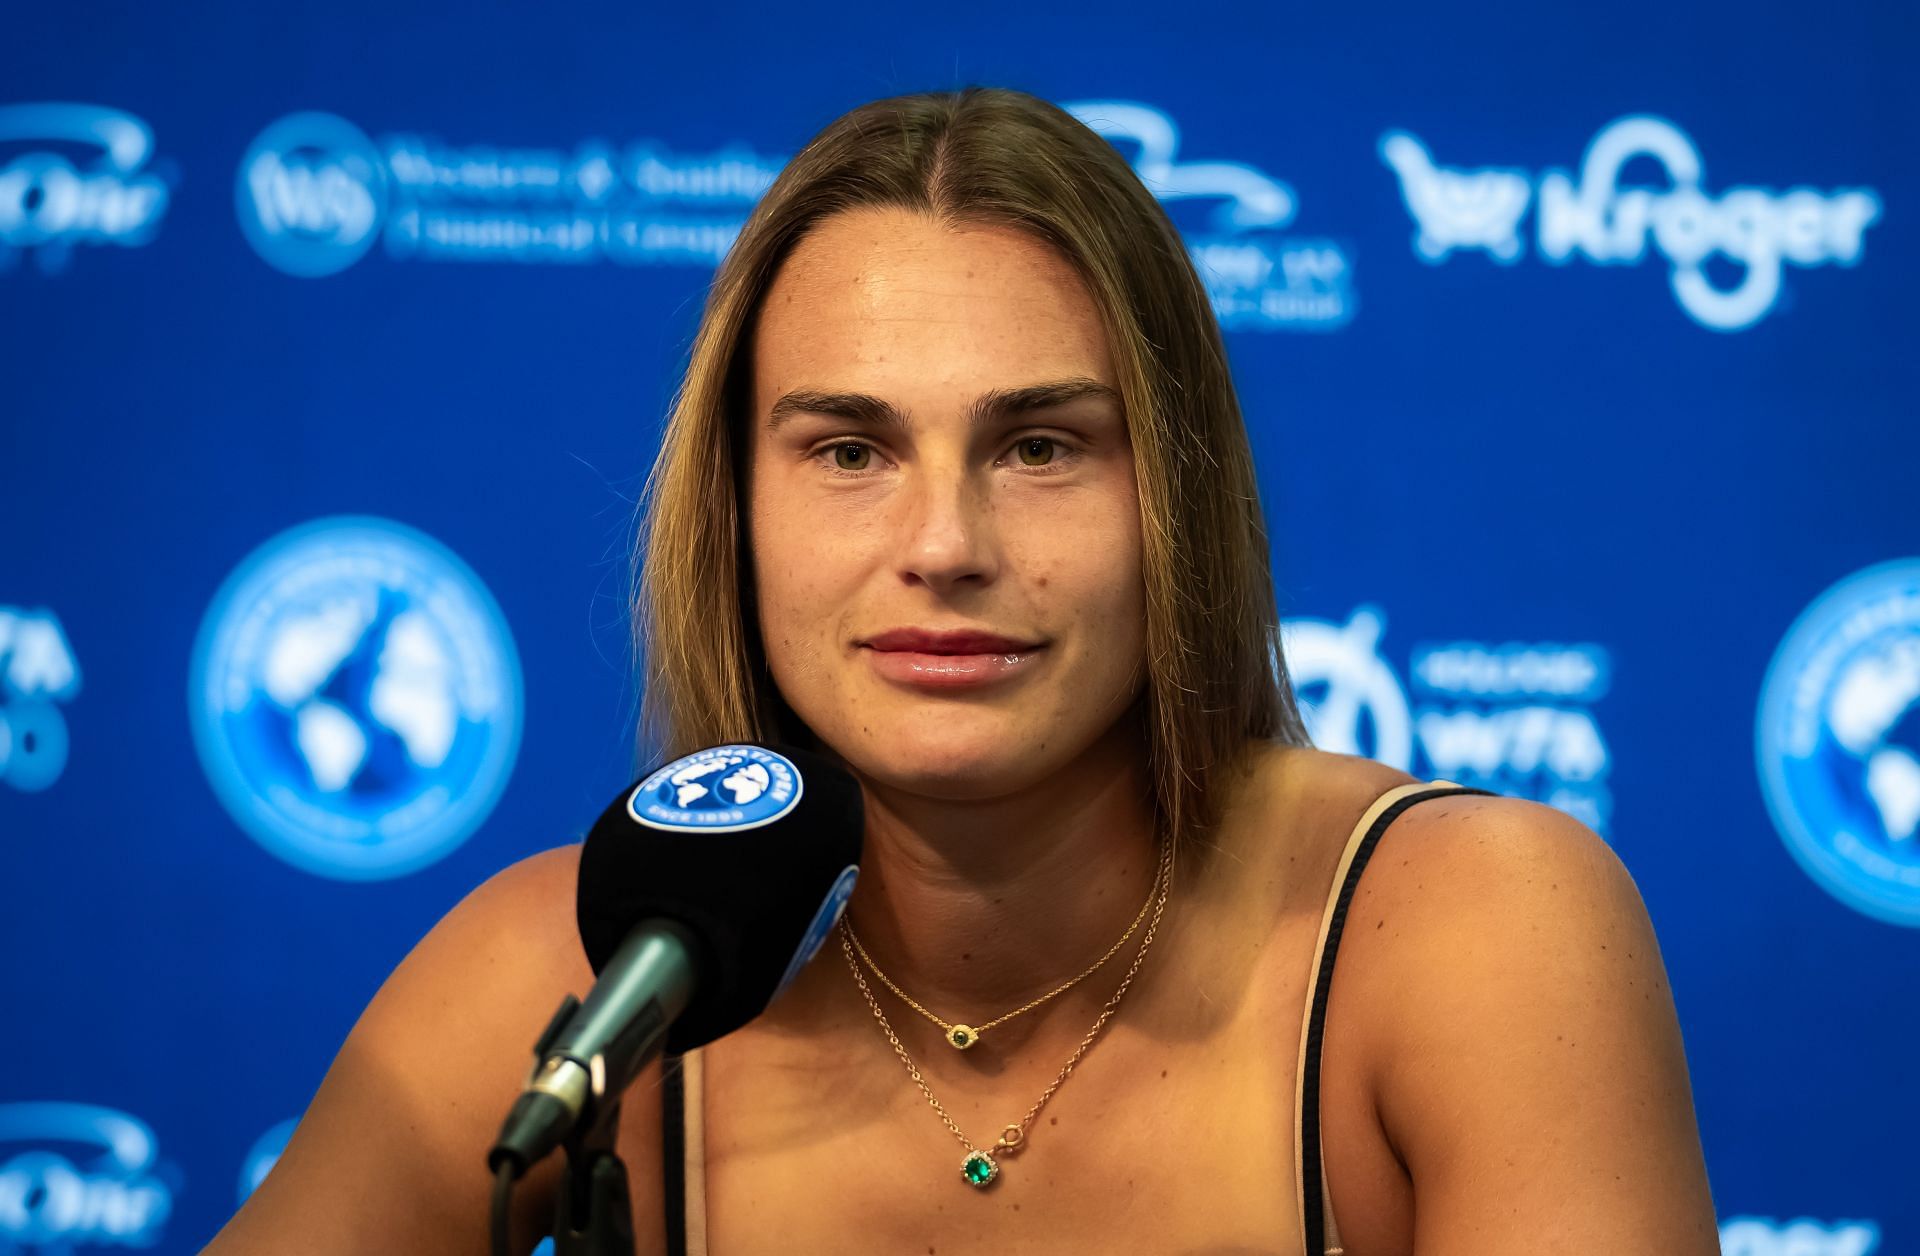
[830,443,873,471]
[1015,437,1056,467]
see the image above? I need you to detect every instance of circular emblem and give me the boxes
[1757,558,1920,927]
[190,516,523,880]
[628,744,804,833]
[235,111,388,277]
[237,1117,297,1204]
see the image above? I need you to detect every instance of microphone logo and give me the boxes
[628,744,805,833]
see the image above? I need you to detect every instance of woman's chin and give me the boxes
[833,729,1063,802]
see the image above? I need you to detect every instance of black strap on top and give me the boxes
[1300,785,1493,1255]
[662,1051,687,1256]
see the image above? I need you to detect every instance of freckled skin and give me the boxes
[745,207,1147,801]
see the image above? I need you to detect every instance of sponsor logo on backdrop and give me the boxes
[235,110,781,276]
[1379,115,1882,331]
[0,103,173,274]
[0,607,80,793]
[1065,100,1354,332]
[1721,1215,1881,1256]
[189,516,523,880]
[1283,605,1612,834]
[1757,558,1920,927]
[0,1103,175,1249]
[236,1118,297,1204]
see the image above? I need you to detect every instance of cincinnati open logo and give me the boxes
[189,516,523,880]
[1063,99,1355,332]
[627,745,803,833]
[1757,558,1920,927]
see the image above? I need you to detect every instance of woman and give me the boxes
[206,87,1719,1254]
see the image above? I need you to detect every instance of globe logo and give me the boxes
[1757,558,1920,927]
[235,111,388,277]
[627,745,802,833]
[236,1117,297,1205]
[190,516,523,880]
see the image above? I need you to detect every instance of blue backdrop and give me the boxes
[3,2,1915,1253]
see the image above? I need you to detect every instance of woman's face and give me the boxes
[746,207,1148,800]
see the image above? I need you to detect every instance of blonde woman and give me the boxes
[207,87,1719,1255]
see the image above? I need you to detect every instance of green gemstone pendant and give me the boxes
[947,1024,978,1050]
[961,1150,998,1187]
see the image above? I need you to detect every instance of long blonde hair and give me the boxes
[631,86,1310,860]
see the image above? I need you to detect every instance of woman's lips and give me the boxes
[862,647,1044,688]
[860,629,1046,689]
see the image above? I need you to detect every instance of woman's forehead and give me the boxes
[751,208,1115,407]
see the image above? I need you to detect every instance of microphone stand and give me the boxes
[550,1099,635,1256]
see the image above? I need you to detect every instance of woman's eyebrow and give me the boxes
[766,377,1121,431]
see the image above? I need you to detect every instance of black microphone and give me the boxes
[488,742,864,1175]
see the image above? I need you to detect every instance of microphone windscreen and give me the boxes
[576,742,865,1053]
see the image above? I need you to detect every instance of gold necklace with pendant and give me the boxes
[841,845,1161,1051]
[837,835,1174,1188]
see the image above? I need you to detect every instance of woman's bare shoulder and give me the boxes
[1325,794,1720,1251]
[203,843,620,1256]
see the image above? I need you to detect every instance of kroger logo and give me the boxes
[235,111,388,277]
[1757,558,1920,927]
[1380,115,1881,331]
[235,110,779,276]
[189,516,523,880]
[0,103,171,274]
[1284,605,1612,835]
[1065,100,1354,332]
[0,1103,174,1249]
[0,608,81,792]
[628,745,803,834]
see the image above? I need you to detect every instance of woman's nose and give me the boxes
[896,466,999,593]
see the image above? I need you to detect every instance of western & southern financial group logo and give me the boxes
[189,516,524,880]
[1757,558,1920,927]
[1379,115,1881,332]
[234,109,780,277]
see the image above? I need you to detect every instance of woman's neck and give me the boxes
[818,718,1165,1031]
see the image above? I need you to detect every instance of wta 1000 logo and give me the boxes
[1758,559,1920,927]
[0,1103,175,1250]
[1283,605,1613,835]
[189,516,523,879]
[1379,115,1881,331]
[234,110,781,277]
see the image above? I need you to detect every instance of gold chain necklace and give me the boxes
[842,851,1161,1051]
[837,836,1174,1189]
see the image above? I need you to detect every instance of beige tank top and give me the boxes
[661,778,1478,1255]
